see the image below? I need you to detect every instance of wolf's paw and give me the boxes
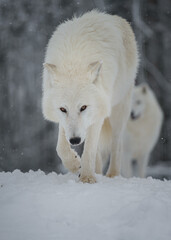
[106,171,119,178]
[106,173,115,178]
[63,155,81,173]
[79,174,96,184]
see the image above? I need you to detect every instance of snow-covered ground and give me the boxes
[0,170,171,240]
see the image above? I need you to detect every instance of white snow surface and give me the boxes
[0,170,171,240]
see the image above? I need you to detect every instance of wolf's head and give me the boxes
[130,83,149,120]
[42,61,110,145]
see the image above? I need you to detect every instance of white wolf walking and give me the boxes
[122,83,164,178]
[42,10,139,183]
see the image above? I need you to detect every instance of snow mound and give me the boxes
[0,170,171,240]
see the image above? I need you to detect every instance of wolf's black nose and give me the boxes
[69,137,81,145]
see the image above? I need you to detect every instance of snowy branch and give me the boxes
[143,57,171,94]
[132,0,153,38]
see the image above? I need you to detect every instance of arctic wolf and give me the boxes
[42,10,139,183]
[122,83,163,178]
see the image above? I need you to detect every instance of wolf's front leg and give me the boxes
[106,87,133,178]
[95,151,103,174]
[106,136,122,177]
[56,124,81,173]
[79,120,103,183]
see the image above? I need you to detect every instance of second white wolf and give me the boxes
[122,83,164,178]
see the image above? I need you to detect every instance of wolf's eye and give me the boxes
[80,105,87,112]
[60,107,67,113]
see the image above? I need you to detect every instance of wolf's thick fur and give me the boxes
[42,10,139,183]
[122,83,164,178]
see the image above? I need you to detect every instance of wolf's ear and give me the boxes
[141,83,148,94]
[88,61,102,84]
[43,63,58,86]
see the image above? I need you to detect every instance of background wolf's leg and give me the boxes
[80,120,103,183]
[56,124,81,173]
[136,154,149,178]
[121,156,134,178]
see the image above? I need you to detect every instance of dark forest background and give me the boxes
[0,0,171,178]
